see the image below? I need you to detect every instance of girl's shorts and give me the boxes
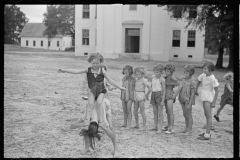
[134,91,145,102]
[150,91,163,106]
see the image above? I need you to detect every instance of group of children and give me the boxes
[58,52,234,157]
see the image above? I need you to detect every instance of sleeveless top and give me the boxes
[87,67,107,100]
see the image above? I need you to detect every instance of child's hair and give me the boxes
[223,71,234,81]
[122,65,133,75]
[87,53,104,63]
[79,121,101,150]
[203,61,215,72]
[153,64,164,72]
[134,66,147,76]
[164,63,175,73]
[184,64,195,76]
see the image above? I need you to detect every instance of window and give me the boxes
[82,29,89,45]
[172,30,181,47]
[129,5,137,11]
[26,40,28,46]
[187,30,196,47]
[189,7,197,18]
[48,41,51,47]
[83,5,90,18]
[41,41,43,46]
[57,41,59,47]
[173,10,182,18]
[33,40,35,46]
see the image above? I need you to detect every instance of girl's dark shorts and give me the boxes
[150,91,163,106]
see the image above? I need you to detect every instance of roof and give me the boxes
[20,23,64,38]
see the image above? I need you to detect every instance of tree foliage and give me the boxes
[158,4,233,70]
[43,5,75,45]
[4,5,29,44]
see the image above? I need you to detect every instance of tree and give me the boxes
[155,5,233,70]
[43,5,75,46]
[4,5,28,44]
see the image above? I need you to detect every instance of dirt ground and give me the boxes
[4,51,234,158]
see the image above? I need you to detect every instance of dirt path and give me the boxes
[4,52,233,158]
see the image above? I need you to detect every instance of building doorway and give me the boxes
[125,28,140,53]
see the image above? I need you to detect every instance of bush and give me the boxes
[65,46,75,51]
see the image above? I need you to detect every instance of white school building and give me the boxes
[20,23,72,51]
[75,4,205,62]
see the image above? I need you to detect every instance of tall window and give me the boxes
[26,40,28,46]
[41,41,43,46]
[33,40,35,46]
[187,30,196,47]
[129,5,137,11]
[173,10,182,18]
[57,41,59,47]
[189,7,197,18]
[48,41,51,47]
[82,29,89,45]
[172,30,181,47]
[83,5,90,18]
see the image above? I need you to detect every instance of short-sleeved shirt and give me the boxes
[198,73,219,91]
[178,77,196,105]
[151,75,165,92]
[135,77,150,92]
[121,76,136,102]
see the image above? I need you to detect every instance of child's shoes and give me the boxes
[214,115,220,122]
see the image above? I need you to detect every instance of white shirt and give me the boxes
[151,75,164,92]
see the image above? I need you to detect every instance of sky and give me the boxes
[16,5,47,23]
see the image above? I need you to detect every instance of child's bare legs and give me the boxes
[100,125,119,158]
[85,92,95,125]
[126,100,133,129]
[164,103,170,129]
[96,93,106,127]
[180,104,188,133]
[157,105,163,133]
[186,106,193,134]
[166,100,174,131]
[81,136,90,154]
[133,101,139,128]
[215,104,225,117]
[203,101,212,135]
[121,101,127,127]
[139,101,147,130]
[152,104,158,130]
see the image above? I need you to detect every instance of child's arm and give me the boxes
[211,86,219,108]
[172,82,182,100]
[226,83,233,93]
[187,87,196,109]
[145,84,152,101]
[195,80,201,96]
[58,68,87,74]
[102,69,125,91]
[160,79,166,106]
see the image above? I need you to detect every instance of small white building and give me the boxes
[75,4,205,62]
[20,23,72,51]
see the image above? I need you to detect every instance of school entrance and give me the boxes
[125,28,140,53]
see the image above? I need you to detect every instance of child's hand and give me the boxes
[160,101,164,107]
[195,92,199,96]
[58,69,65,73]
[186,104,191,109]
[119,87,126,92]
[171,94,176,100]
[211,102,216,108]
[145,95,149,101]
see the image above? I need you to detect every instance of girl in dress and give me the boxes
[195,62,219,140]
[172,65,196,135]
[121,65,136,129]
[214,71,233,122]
[133,66,152,131]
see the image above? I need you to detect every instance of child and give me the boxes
[149,64,166,133]
[133,66,152,131]
[79,99,120,158]
[214,71,233,122]
[163,63,179,134]
[121,65,135,129]
[195,62,219,140]
[58,53,125,127]
[172,65,196,135]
